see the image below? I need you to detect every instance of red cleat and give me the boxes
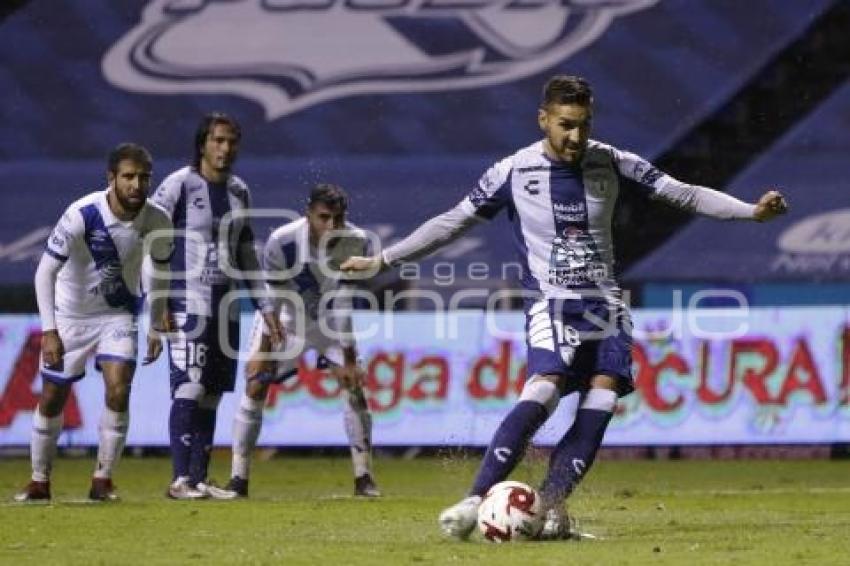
[14,480,51,502]
[88,477,120,502]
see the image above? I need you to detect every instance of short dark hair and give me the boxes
[308,183,348,212]
[193,112,241,168]
[542,75,593,107]
[108,143,152,174]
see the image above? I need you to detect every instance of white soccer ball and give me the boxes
[477,481,544,542]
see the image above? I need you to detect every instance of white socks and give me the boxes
[231,394,264,480]
[343,389,372,478]
[94,408,130,480]
[31,411,62,482]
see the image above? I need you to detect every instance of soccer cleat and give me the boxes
[354,474,381,498]
[166,477,207,500]
[438,495,482,539]
[224,476,249,498]
[88,477,120,502]
[537,505,574,540]
[13,480,51,502]
[195,480,239,500]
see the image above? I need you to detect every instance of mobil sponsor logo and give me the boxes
[553,200,585,222]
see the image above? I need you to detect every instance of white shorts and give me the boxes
[41,316,138,385]
[247,310,345,382]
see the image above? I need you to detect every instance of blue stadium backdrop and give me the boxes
[0,0,847,446]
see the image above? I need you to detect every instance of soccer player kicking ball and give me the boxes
[342,75,788,539]
[227,184,380,498]
[15,143,173,502]
[151,113,283,500]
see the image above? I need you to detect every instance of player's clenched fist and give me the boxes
[753,190,789,222]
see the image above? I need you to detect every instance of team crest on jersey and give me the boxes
[548,226,607,286]
[631,160,664,186]
[102,0,657,119]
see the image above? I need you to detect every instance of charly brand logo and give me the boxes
[102,0,656,119]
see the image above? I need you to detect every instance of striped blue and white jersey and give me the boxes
[264,217,368,345]
[383,139,756,303]
[42,190,173,320]
[151,166,268,319]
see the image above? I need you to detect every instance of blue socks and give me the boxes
[539,389,616,505]
[169,399,197,480]
[189,407,217,485]
[471,401,549,497]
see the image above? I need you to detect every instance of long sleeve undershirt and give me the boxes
[34,253,64,331]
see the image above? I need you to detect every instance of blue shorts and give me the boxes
[167,314,239,396]
[525,298,634,397]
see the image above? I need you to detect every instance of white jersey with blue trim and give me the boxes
[383,139,756,302]
[264,217,368,345]
[43,190,173,320]
[151,166,267,319]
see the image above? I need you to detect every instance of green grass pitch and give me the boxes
[0,453,848,565]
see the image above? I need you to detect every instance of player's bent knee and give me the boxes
[105,384,132,412]
[589,373,618,391]
[39,381,70,417]
[518,377,560,415]
[246,378,269,401]
[174,382,205,401]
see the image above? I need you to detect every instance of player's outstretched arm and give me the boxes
[654,180,790,222]
[341,200,482,275]
[653,182,789,222]
[611,146,789,222]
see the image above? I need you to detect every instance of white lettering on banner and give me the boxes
[771,253,850,275]
[102,0,657,118]
[0,308,848,447]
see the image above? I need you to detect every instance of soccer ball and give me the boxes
[477,481,544,542]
